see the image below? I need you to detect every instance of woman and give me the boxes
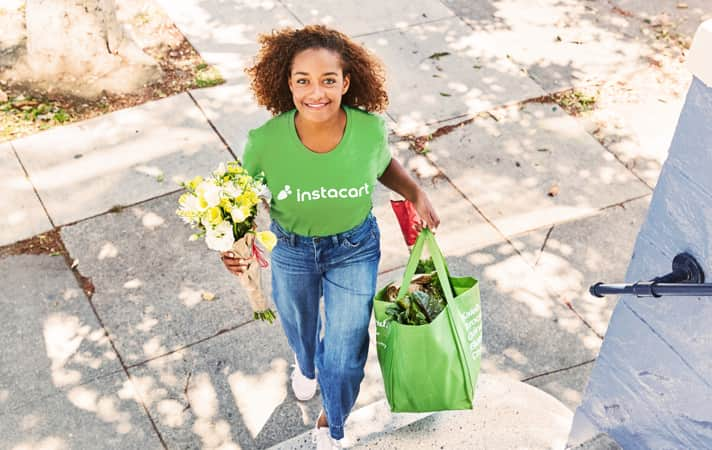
[221,25,439,449]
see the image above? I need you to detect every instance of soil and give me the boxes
[0,0,224,143]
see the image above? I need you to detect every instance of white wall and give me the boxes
[569,20,712,449]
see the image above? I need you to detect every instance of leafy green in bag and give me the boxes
[383,258,450,326]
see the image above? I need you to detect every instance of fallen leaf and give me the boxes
[548,184,560,197]
[555,35,562,42]
[537,148,550,152]
[439,92,451,97]
[428,52,450,60]
[473,64,483,69]
[202,291,216,301]
[677,3,688,8]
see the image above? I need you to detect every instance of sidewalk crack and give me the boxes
[521,359,596,382]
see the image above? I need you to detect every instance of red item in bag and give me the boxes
[390,199,420,246]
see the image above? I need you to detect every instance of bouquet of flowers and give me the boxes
[176,161,278,323]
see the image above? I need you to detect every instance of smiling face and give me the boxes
[288,47,350,123]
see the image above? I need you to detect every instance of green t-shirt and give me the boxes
[242,105,392,237]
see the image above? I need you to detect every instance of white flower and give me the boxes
[230,206,247,223]
[213,162,226,178]
[197,180,221,207]
[180,193,203,212]
[205,221,235,252]
[223,181,242,198]
[255,182,272,201]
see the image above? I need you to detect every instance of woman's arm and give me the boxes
[378,158,440,230]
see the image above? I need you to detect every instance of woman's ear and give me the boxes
[287,75,294,93]
[342,73,350,95]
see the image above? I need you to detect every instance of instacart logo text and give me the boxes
[277,183,371,202]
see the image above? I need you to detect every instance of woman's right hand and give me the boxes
[220,251,251,276]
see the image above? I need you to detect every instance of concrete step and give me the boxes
[270,374,572,449]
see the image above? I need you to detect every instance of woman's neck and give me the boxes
[294,107,347,153]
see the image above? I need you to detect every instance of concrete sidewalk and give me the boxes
[1,0,707,448]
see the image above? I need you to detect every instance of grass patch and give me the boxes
[195,64,224,88]
[1,93,74,140]
[550,89,598,116]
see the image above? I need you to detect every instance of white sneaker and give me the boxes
[291,355,317,401]
[313,424,342,450]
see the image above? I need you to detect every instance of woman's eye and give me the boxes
[296,79,308,85]
[323,79,336,85]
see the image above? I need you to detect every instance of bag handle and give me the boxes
[396,228,455,303]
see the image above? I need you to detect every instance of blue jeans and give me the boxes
[270,213,381,440]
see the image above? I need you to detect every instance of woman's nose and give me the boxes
[307,83,325,98]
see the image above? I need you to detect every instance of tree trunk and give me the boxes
[4,0,162,98]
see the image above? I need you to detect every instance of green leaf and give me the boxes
[439,92,451,97]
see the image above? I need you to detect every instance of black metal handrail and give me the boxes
[590,253,712,298]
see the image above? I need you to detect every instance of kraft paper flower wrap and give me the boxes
[176,161,278,323]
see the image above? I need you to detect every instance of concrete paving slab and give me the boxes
[357,18,545,135]
[575,73,688,188]
[127,310,388,449]
[610,0,712,38]
[526,361,596,412]
[12,94,231,227]
[0,370,163,450]
[60,192,263,366]
[351,374,572,449]
[1,143,53,246]
[155,0,299,81]
[282,0,454,37]
[517,197,651,337]
[445,0,656,91]
[190,80,272,156]
[377,244,602,381]
[425,102,651,238]
[372,146,504,273]
[508,226,551,267]
[0,255,122,415]
[127,319,305,450]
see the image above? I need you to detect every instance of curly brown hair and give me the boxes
[246,25,388,115]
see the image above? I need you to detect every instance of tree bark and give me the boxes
[3,0,162,98]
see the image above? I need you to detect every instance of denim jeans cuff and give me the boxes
[329,423,344,440]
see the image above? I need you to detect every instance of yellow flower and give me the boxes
[238,190,258,208]
[226,161,245,174]
[219,197,232,212]
[206,206,222,226]
[187,175,203,191]
[198,195,209,210]
[256,231,277,251]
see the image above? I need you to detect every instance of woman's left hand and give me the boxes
[412,189,440,232]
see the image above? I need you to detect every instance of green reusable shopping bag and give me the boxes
[374,229,481,412]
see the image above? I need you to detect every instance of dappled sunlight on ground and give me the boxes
[229,358,288,438]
